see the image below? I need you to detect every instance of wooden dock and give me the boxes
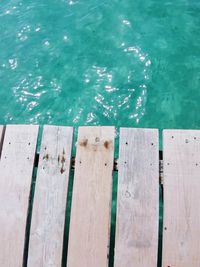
[0,125,200,267]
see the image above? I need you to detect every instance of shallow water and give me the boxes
[0,0,200,131]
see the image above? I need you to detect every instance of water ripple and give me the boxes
[0,0,200,131]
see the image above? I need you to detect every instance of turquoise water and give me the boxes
[0,0,200,130]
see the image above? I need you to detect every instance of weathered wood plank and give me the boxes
[67,126,115,267]
[0,125,39,267]
[28,125,73,267]
[162,130,200,267]
[114,128,159,267]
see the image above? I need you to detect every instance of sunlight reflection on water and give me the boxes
[0,0,200,132]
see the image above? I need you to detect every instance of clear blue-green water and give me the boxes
[0,0,200,130]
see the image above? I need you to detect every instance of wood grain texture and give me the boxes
[67,126,115,267]
[162,130,200,267]
[114,128,159,267]
[0,125,39,267]
[27,125,73,267]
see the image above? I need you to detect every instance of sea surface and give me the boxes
[1,0,200,133]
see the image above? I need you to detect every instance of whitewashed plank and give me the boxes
[162,130,200,267]
[0,124,39,267]
[67,126,115,267]
[114,128,159,267]
[28,125,73,267]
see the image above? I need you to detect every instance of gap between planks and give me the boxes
[0,126,5,159]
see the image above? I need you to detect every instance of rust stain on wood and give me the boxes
[60,149,66,174]
[79,139,88,147]
[60,167,65,174]
[43,153,49,160]
[104,140,113,149]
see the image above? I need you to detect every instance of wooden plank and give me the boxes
[162,130,200,267]
[0,124,39,267]
[28,125,73,267]
[67,126,115,267]
[114,128,159,267]
[0,126,5,157]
